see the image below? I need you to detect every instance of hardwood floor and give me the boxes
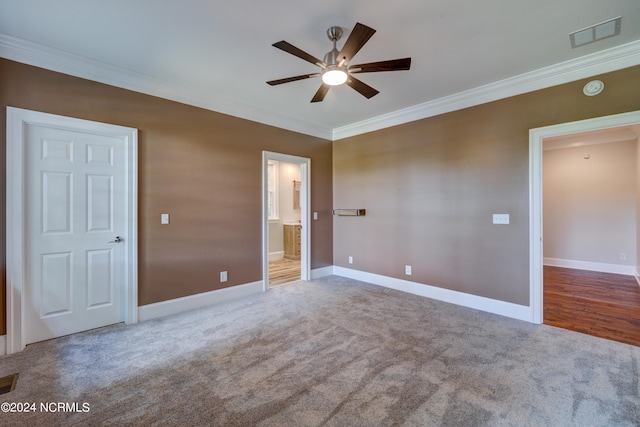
[269,259,301,286]
[544,266,640,347]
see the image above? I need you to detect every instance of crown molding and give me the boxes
[0,34,334,141]
[1,34,638,142]
[333,39,640,141]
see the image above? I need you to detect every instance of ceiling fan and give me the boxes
[267,22,411,103]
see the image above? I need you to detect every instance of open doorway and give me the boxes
[529,110,640,326]
[540,124,640,345]
[268,159,301,286]
[262,152,311,290]
[543,127,638,275]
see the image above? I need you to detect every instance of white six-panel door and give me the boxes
[6,107,137,354]
[23,124,126,344]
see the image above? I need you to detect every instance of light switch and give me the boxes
[493,214,510,225]
[161,213,169,225]
[313,212,318,220]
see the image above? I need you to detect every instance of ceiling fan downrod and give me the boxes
[324,26,345,67]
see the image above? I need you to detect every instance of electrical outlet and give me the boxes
[220,271,228,282]
[348,256,353,264]
[161,213,169,224]
[405,265,412,275]
[313,212,318,220]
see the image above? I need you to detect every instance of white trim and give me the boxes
[267,160,279,221]
[1,34,638,142]
[544,258,636,276]
[0,34,333,141]
[529,110,640,325]
[262,152,311,290]
[310,266,334,280]
[333,267,531,322]
[333,40,640,140]
[0,335,5,356]
[6,107,138,354]
[138,281,263,322]
[269,251,285,262]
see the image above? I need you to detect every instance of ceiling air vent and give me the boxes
[570,16,622,48]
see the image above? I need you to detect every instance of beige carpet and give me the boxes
[0,275,638,426]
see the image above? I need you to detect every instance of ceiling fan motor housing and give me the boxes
[323,47,342,67]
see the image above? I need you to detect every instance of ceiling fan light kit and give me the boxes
[322,67,348,86]
[267,22,411,102]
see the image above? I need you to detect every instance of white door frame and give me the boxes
[529,110,640,324]
[262,151,311,289]
[6,107,138,354]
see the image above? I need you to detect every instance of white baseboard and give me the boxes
[138,268,334,322]
[138,280,264,322]
[269,251,284,262]
[1,266,539,353]
[310,266,334,280]
[544,257,636,276]
[333,266,532,322]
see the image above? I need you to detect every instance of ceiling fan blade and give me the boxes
[338,23,376,62]
[310,84,330,103]
[346,76,380,99]
[267,73,320,86]
[272,41,326,67]
[349,57,411,74]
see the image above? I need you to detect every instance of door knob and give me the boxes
[108,236,124,243]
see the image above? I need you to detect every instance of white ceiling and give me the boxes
[544,125,640,151]
[1,0,640,140]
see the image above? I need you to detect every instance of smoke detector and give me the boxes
[583,80,604,96]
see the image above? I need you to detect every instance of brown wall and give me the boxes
[333,65,640,306]
[2,58,639,337]
[0,58,334,335]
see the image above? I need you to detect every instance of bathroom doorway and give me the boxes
[262,152,310,289]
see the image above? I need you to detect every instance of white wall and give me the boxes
[543,139,637,272]
[278,162,302,224]
[268,222,284,255]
